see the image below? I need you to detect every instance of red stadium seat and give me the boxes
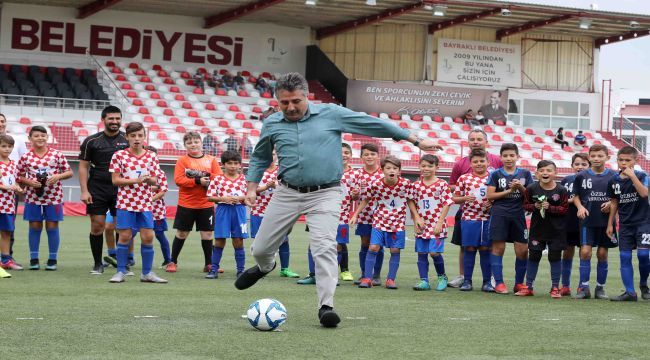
[269,100,278,107]
[420,123,431,130]
[428,131,438,138]
[193,87,204,95]
[129,63,139,69]
[145,84,155,91]
[453,117,464,124]
[307,93,315,100]
[157,132,168,140]
[163,108,174,116]
[402,145,412,153]
[520,159,531,166]
[115,75,127,81]
[111,67,122,74]
[505,127,514,134]
[229,105,240,112]
[461,140,469,148]
[369,112,379,118]
[143,116,155,123]
[242,70,251,77]
[525,128,535,135]
[149,124,160,132]
[161,142,174,151]
[252,106,262,114]
[182,102,192,109]
[188,111,199,118]
[195,119,205,126]
[216,89,227,96]
[175,94,185,101]
[138,107,149,114]
[462,124,471,131]
[593,140,602,145]
[545,129,554,137]
[437,139,448,146]
[200,127,211,134]
[584,132,593,139]
[565,131,574,138]
[169,117,180,124]
[390,113,400,121]
[262,92,272,98]
[532,152,542,159]
[251,129,260,136]
[433,116,443,123]
[132,99,143,106]
[238,90,249,97]
[164,78,175,85]
[126,91,137,98]
[121,83,132,90]
[176,126,186,133]
[495,120,506,126]
[441,124,451,131]
[522,143,532,150]
[150,93,161,99]
[399,122,409,129]
[513,135,523,143]
[205,104,216,111]
[235,113,246,120]
[140,76,151,83]
[412,115,423,122]
[552,153,562,160]
[157,70,168,77]
[170,86,180,93]
[181,72,190,79]
[135,69,145,76]
[152,64,162,71]
[411,154,420,162]
[343,134,353,141]
[542,144,553,152]
[248,76,257,84]
[492,134,502,142]
[78,129,89,137]
[483,125,493,133]
[534,136,544,143]
[219,120,229,128]
[445,148,457,155]
[106,60,115,67]
[71,120,83,128]
[450,132,460,139]
[19,117,32,125]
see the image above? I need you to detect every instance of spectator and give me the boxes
[223,129,240,152]
[209,70,222,89]
[222,71,237,92]
[479,91,507,124]
[193,70,204,91]
[256,75,273,96]
[574,130,587,146]
[554,127,570,149]
[202,130,221,156]
[241,136,253,158]
[475,110,485,124]
[234,71,245,87]
[464,109,479,127]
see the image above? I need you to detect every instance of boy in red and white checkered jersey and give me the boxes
[351,155,416,289]
[206,150,248,279]
[108,122,166,284]
[354,143,385,286]
[452,148,493,292]
[147,146,171,268]
[250,151,299,279]
[17,126,73,271]
[409,154,453,291]
[0,134,24,276]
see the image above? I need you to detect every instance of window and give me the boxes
[551,117,578,129]
[522,115,550,129]
[523,99,550,115]
[552,101,578,117]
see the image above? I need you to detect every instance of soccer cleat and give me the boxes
[161,261,171,268]
[448,275,464,288]
[0,267,11,278]
[640,286,650,300]
[385,279,398,289]
[203,264,211,273]
[297,275,316,285]
[481,282,495,293]
[515,286,534,296]
[610,291,637,302]
[165,262,177,273]
[280,268,300,278]
[560,286,572,297]
[218,268,225,273]
[109,271,127,283]
[127,259,136,267]
[205,270,218,279]
[494,283,509,294]
[550,287,562,299]
[575,287,591,299]
[436,275,448,291]
[413,280,431,291]
[358,278,373,288]
[318,305,340,328]
[125,270,135,276]
[371,277,381,287]
[103,256,117,268]
[1,259,23,270]
[29,259,40,270]
[353,277,363,285]
[513,283,526,293]
[90,264,104,275]
[45,260,57,271]
[141,272,168,283]
[234,263,276,290]
[594,286,608,300]
[339,271,354,281]
[459,280,473,291]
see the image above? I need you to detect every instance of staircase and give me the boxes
[599,130,650,172]
[308,80,339,104]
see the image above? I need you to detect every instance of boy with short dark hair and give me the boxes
[519,160,569,298]
[573,144,616,299]
[486,143,534,294]
[606,146,649,301]
[206,150,248,279]
[17,126,73,271]
[0,134,23,277]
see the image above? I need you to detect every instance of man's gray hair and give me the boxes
[468,128,488,140]
[275,72,309,97]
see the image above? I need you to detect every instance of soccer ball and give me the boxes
[247,298,287,331]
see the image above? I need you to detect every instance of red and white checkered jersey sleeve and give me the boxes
[252,169,277,216]
[206,175,221,198]
[108,151,122,174]
[356,170,384,224]
[16,153,27,179]
[339,168,360,224]
[55,150,71,174]
[0,161,17,214]
[151,167,168,220]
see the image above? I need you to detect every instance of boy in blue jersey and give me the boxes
[559,153,590,296]
[606,146,650,301]
[573,144,616,299]
[486,143,534,294]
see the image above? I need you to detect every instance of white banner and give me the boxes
[437,38,521,88]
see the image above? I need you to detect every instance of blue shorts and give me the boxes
[214,204,248,239]
[370,228,405,249]
[461,220,491,248]
[250,214,262,238]
[616,223,648,251]
[355,223,372,237]
[337,224,350,244]
[105,211,115,224]
[23,203,64,222]
[580,226,618,249]
[415,237,445,253]
[116,209,154,230]
[154,219,168,232]
[489,214,527,243]
[0,214,15,231]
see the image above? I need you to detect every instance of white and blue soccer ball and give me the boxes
[247,298,287,331]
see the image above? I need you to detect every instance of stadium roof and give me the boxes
[15,0,650,46]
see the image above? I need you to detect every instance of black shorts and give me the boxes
[489,214,527,244]
[566,231,580,247]
[529,237,566,252]
[580,226,618,249]
[173,206,214,232]
[450,209,462,246]
[618,223,650,251]
[86,182,118,216]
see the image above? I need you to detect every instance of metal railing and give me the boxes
[86,51,129,107]
[0,93,109,111]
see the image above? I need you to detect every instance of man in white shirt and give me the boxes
[478,91,508,124]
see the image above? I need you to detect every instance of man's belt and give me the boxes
[279,179,339,193]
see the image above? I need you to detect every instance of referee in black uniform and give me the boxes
[79,105,129,274]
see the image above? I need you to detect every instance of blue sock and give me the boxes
[359,245,368,274]
[155,230,171,263]
[479,250,491,284]
[364,250,378,279]
[211,246,223,271]
[417,253,429,281]
[620,251,635,294]
[234,248,245,273]
[1,254,10,263]
[278,241,290,269]
[117,243,129,273]
[491,254,504,285]
[597,261,608,287]
[28,227,42,260]
[515,257,527,284]
[525,259,540,289]
[463,250,477,283]
[432,254,445,276]
[374,247,384,279]
[128,252,135,263]
[46,228,60,260]
[550,260,561,288]
[387,252,400,280]
[108,248,117,257]
[638,249,650,287]
[561,258,573,287]
[579,258,591,288]
[307,248,315,275]
[141,244,154,275]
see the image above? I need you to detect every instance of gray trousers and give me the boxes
[251,184,342,308]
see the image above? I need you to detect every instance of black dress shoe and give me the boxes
[610,291,638,302]
[234,263,276,290]
[318,305,340,328]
